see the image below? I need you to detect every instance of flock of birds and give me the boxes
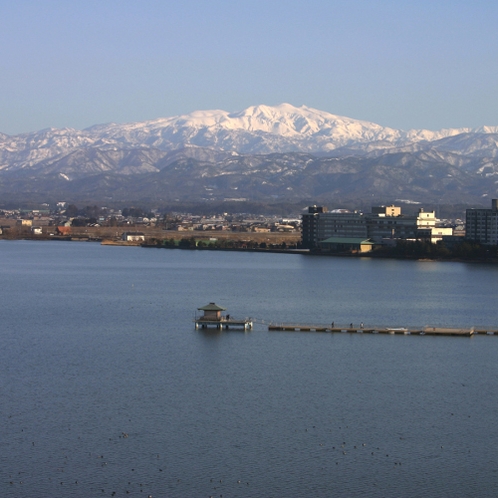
[5,417,462,497]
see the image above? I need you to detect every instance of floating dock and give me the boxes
[195,318,253,330]
[268,324,496,337]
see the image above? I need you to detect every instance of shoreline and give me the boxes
[1,236,497,264]
[140,242,498,264]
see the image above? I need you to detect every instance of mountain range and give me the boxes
[1,103,497,207]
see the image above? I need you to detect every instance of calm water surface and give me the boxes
[1,241,498,497]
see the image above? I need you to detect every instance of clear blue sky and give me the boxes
[1,0,497,134]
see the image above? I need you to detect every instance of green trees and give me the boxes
[65,204,79,217]
[122,207,153,218]
[376,239,498,260]
[178,237,197,248]
[163,238,176,247]
[153,237,288,250]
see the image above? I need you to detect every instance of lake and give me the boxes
[1,240,497,497]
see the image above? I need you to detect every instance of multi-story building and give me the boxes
[367,205,423,242]
[302,204,451,249]
[465,199,498,245]
[301,205,327,249]
[317,210,367,240]
[368,207,451,243]
[302,206,367,248]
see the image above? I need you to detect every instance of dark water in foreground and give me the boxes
[1,241,498,497]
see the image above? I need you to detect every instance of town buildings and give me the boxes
[302,204,453,250]
[465,199,498,245]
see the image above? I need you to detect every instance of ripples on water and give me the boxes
[1,241,497,497]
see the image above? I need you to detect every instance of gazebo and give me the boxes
[197,302,226,321]
[194,302,252,330]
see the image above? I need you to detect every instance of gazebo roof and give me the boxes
[197,302,227,311]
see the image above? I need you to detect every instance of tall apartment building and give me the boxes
[301,205,327,249]
[302,204,449,249]
[465,199,498,245]
[302,206,368,249]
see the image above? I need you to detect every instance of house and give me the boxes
[122,232,145,242]
[17,219,33,227]
[428,227,453,244]
[56,226,72,236]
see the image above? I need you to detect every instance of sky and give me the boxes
[1,0,498,135]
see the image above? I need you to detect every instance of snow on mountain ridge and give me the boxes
[87,103,496,150]
[2,104,498,167]
[2,104,498,205]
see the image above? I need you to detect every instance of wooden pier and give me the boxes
[268,324,496,337]
[193,303,495,336]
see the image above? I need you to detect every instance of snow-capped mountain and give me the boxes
[2,103,497,166]
[0,103,497,205]
[73,103,498,154]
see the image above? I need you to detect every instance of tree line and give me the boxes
[374,239,498,260]
[149,237,297,250]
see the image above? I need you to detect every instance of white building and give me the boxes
[122,232,145,242]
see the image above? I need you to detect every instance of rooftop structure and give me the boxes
[197,302,226,320]
[371,205,401,217]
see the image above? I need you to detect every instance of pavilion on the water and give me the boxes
[194,302,252,330]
